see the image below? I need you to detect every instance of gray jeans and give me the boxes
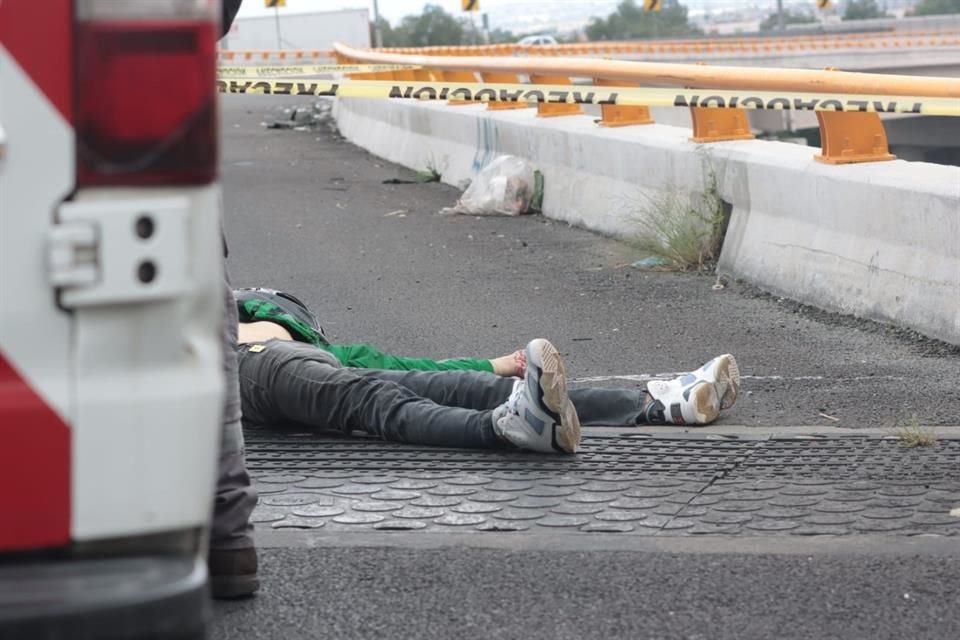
[237,340,649,448]
[211,271,258,550]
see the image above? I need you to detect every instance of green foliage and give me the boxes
[843,0,884,20]
[585,0,700,41]
[375,5,467,47]
[629,170,728,273]
[913,0,960,15]
[371,17,391,47]
[373,5,517,47]
[893,416,938,448]
[487,28,516,45]
[759,11,816,31]
[416,158,442,183]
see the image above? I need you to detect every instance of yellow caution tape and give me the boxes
[217,64,420,78]
[216,78,960,117]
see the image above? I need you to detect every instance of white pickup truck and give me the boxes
[0,1,225,638]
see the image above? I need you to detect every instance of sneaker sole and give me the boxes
[692,354,741,424]
[529,339,581,454]
[715,354,740,410]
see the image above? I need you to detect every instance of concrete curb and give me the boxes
[583,425,960,439]
[254,530,960,553]
[332,98,960,345]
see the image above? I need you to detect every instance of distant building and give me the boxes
[700,19,763,36]
[219,8,370,51]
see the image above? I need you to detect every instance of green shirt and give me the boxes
[238,299,492,373]
[238,298,328,346]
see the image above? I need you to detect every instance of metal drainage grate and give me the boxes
[730,437,960,481]
[243,432,754,480]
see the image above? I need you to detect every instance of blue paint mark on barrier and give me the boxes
[472,117,500,173]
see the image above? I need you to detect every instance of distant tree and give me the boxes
[488,28,516,44]
[585,0,700,41]
[557,31,585,44]
[376,5,466,47]
[371,17,394,47]
[843,0,884,20]
[759,10,816,31]
[913,0,960,15]
[373,6,515,48]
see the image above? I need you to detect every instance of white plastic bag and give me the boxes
[441,155,537,216]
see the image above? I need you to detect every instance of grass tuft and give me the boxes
[629,171,728,273]
[416,158,442,183]
[416,167,441,183]
[892,416,938,448]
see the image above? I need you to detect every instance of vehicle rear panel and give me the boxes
[1,0,225,636]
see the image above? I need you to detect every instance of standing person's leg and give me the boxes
[209,271,259,599]
[213,2,257,600]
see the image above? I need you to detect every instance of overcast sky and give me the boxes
[237,1,798,26]
[238,1,522,24]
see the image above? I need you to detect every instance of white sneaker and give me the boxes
[492,339,581,453]
[645,354,740,426]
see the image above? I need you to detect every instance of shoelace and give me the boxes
[505,379,525,414]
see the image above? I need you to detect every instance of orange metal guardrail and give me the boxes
[332,41,960,165]
[217,29,960,62]
[382,29,960,58]
[218,49,334,62]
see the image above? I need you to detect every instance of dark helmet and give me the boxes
[234,287,328,345]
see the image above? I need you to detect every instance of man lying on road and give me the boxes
[234,288,741,453]
[237,288,528,377]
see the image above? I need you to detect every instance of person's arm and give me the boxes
[324,343,526,376]
[221,0,243,39]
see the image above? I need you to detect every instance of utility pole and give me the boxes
[372,0,384,48]
[273,5,282,49]
[777,0,785,31]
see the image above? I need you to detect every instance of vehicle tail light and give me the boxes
[75,0,219,186]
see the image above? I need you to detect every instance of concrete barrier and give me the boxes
[333,97,960,345]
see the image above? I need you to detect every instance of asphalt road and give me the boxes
[222,95,960,429]
[214,95,960,640]
[212,535,960,640]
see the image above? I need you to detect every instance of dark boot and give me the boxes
[208,547,260,599]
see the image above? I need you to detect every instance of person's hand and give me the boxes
[491,349,527,377]
[513,349,527,377]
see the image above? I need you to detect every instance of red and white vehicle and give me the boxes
[1,1,225,638]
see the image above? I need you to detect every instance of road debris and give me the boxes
[440,155,543,217]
